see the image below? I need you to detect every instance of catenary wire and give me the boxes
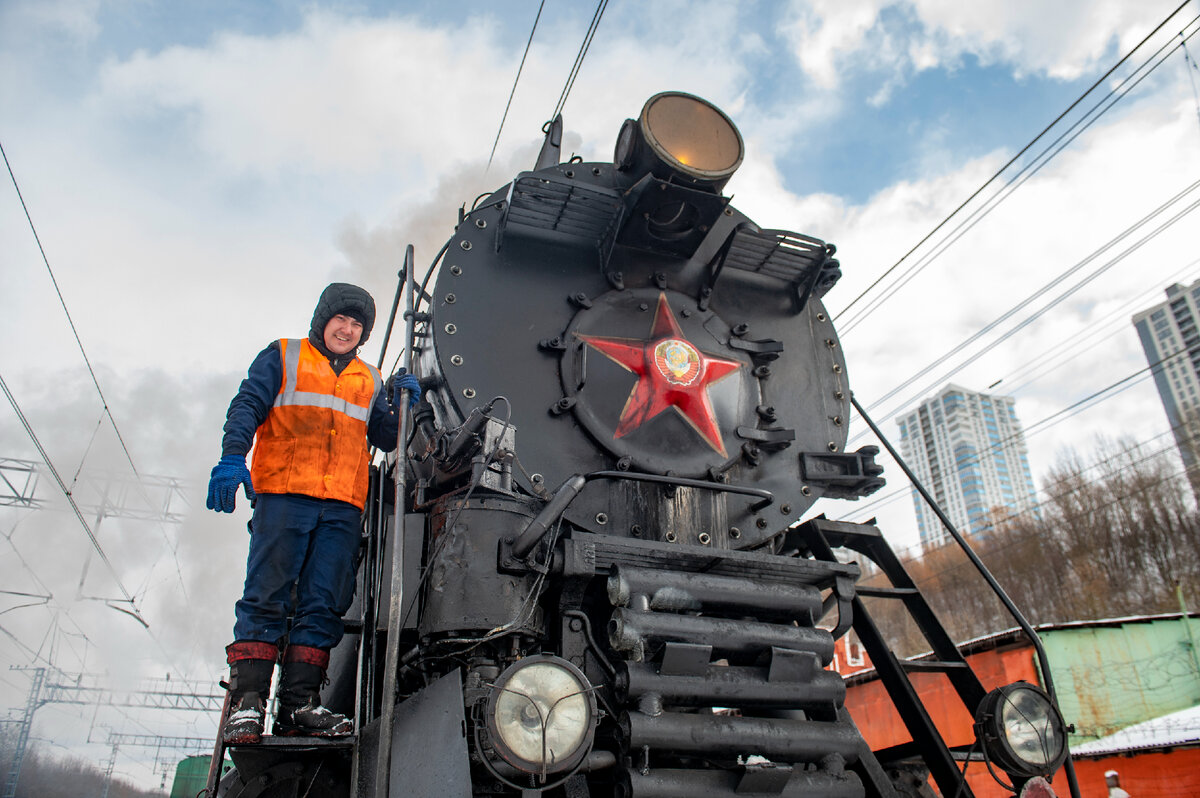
[487,0,546,173]
[833,0,1198,324]
[849,420,1190,563]
[855,180,1200,429]
[906,459,1199,588]
[852,447,1178,567]
[834,336,1200,536]
[0,138,140,479]
[550,0,609,123]
[1,140,192,604]
[837,16,1200,335]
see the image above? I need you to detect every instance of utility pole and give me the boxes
[3,667,222,798]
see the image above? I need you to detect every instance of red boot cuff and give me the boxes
[226,640,279,664]
[283,645,330,669]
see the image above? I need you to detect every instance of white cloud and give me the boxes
[96,11,508,180]
[781,0,1169,90]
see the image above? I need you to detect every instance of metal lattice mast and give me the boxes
[2,667,45,798]
[99,741,119,798]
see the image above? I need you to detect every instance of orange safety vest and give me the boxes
[250,338,383,509]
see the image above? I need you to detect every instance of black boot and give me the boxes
[222,641,278,746]
[275,646,353,737]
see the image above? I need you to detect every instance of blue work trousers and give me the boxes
[233,493,361,650]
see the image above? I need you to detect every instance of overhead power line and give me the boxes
[835,1,1200,328]
[550,0,609,123]
[0,139,140,478]
[857,179,1200,430]
[837,337,1200,540]
[848,432,1189,567]
[1,139,191,604]
[487,0,546,172]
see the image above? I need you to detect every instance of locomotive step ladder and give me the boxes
[791,516,989,798]
[205,679,359,797]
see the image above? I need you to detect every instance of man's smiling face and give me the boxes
[323,313,363,355]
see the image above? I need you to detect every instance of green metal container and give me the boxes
[170,754,229,798]
[1042,614,1200,744]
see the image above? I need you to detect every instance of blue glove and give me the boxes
[386,369,421,409]
[206,454,255,513]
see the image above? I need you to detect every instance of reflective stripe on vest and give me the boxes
[275,338,383,422]
[250,339,382,508]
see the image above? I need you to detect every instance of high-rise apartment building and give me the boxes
[1132,281,1200,490]
[896,384,1038,546]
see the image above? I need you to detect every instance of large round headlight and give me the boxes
[485,655,597,775]
[641,92,743,181]
[614,92,744,192]
[975,682,1068,778]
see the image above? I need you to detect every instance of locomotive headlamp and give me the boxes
[615,91,744,192]
[613,93,744,257]
[975,682,1068,779]
[485,655,597,775]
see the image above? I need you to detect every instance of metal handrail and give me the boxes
[374,246,417,798]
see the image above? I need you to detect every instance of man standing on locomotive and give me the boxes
[205,282,420,744]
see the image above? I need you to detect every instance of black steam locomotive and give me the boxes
[212,93,1073,798]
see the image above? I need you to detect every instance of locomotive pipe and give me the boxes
[608,565,822,623]
[608,608,834,664]
[511,474,587,557]
[512,471,773,559]
[620,767,863,798]
[618,661,845,709]
[620,711,861,762]
[375,264,405,370]
[375,245,417,798]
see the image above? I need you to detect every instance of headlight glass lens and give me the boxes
[976,682,1068,778]
[489,658,593,772]
[1000,685,1062,768]
[643,93,743,178]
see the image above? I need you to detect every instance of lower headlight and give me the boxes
[485,655,597,775]
[975,682,1068,779]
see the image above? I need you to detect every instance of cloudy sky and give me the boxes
[2,0,1199,786]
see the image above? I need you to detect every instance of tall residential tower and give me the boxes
[896,384,1038,546]
[1132,281,1200,492]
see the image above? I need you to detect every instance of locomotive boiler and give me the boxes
[212,93,1073,798]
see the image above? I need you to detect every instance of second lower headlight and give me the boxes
[975,681,1068,779]
[485,655,598,775]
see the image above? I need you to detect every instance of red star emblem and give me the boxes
[577,294,742,457]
